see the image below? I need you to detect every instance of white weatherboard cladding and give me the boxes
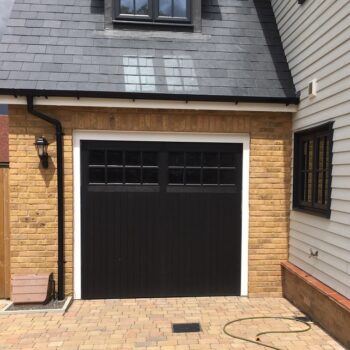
[272,0,350,298]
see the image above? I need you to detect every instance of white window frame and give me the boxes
[73,130,250,299]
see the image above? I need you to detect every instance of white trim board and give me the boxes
[73,131,250,299]
[1,95,298,113]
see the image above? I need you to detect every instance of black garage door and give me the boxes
[81,141,242,299]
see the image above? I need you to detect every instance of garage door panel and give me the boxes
[81,141,242,299]
[82,192,123,299]
[122,192,162,298]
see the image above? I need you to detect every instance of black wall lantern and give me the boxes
[34,136,49,168]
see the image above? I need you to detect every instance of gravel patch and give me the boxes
[0,297,72,314]
[6,299,66,311]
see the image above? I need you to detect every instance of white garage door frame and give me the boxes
[73,130,250,299]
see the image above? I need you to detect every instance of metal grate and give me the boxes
[172,323,201,333]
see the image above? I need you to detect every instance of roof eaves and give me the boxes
[0,88,300,105]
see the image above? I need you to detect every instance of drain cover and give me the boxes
[172,323,201,333]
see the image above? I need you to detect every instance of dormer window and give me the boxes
[116,0,191,23]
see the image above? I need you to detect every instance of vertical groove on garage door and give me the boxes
[81,141,242,299]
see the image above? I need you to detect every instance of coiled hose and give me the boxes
[223,316,312,350]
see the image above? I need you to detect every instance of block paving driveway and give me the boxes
[0,297,345,349]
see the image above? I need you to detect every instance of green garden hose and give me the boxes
[223,316,312,350]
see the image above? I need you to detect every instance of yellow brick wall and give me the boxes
[8,105,292,297]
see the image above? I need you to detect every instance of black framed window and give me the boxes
[119,0,151,18]
[293,123,333,217]
[116,0,191,23]
[168,151,239,187]
[88,149,159,185]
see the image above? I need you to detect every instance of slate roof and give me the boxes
[0,0,297,102]
[0,0,15,39]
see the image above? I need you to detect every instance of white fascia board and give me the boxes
[0,95,298,113]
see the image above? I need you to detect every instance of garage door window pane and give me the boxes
[143,168,158,184]
[89,167,105,183]
[169,152,184,166]
[220,153,235,167]
[143,152,157,166]
[125,151,141,165]
[169,169,184,184]
[203,152,217,167]
[203,169,218,184]
[186,152,201,166]
[107,168,123,184]
[186,169,201,184]
[89,150,105,165]
[220,169,235,185]
[125,168,141,183]
[108,151,123,165]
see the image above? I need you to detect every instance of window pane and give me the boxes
[143,152,157,166]
[125,151,140,165]
[220,152,235,167]
[325,136,330,167]
[324,171,329,205]
[107,151,123,165]
[174,0,187,17]
[316,171,324,204]
[186,152,201,166]
[301,172,307,202]
[203,169,218,185]
[125,168,141,183]
[135,0,149,15]
[302,141,308,171]
[302,139,313,172]
[120,0,134,14]
[308,140,313,170]
[220,169,235,185]
[203,152,218,167]
[318,137,324,171]
[186,169,200,184]
[89,150,105,166]
[301,171,312,203]
[307,171,312,202]
[324,137,330,204]
[143,168,158,184]
[169,152,184,166]
[169,169,184,184]
[107,168,123,184]
[89,167,105,183]
[159,0,172,16]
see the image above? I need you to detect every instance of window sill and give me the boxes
[292,206,331,219]
[112,19,194,31]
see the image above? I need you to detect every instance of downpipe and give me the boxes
[27,96,65,301]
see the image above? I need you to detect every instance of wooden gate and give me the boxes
[0,166,10,298]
